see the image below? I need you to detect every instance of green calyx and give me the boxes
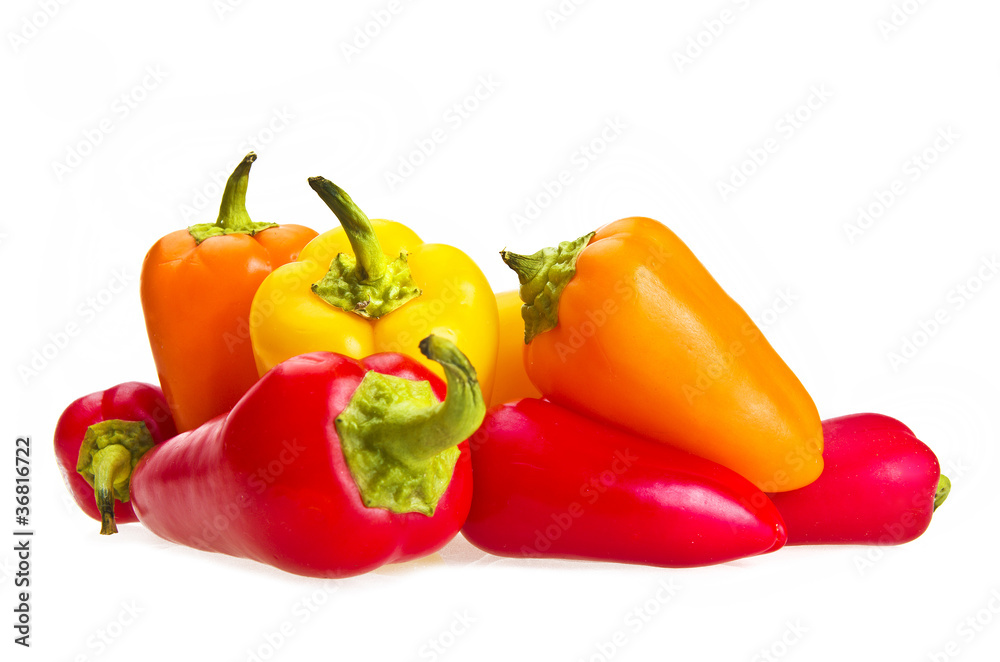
[934,474,951,511]
[500,231,595,344]
[311,252,421,319]
[335,335,485,516]
[308,176,421,319]
[76,420,156,535]
[188,152,278,244]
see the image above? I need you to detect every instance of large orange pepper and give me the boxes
[501,217,823,492]
[489,290,541,408]
[140,154,317,431]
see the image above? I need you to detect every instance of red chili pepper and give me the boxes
[79,336,484,578]
[462,399,788,567]
[54,382,177,533]
[767,413,950,545]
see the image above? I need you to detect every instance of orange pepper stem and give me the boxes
[500,231,594,343]
[187,152,277,243]
[216,152,257,229]
[307,177,387,282]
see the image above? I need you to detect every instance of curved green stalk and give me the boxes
[335,335,485,515]
[188,152,278,243]
[76,420,156,535]
[307,176,421,318]
[500,231,594,343]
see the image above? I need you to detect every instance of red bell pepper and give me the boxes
[767,413,950,545]
[54,382,177,533]
[462,399,788,567]
[80,336,484,578]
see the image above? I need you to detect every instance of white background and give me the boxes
[3,0,999,660]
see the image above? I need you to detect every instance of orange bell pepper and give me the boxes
[501,217,823,492]
[140,153,317,431]
[489,290,541,408]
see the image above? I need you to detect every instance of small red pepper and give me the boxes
[767,413,950,545]
[54,382,177,533]
[84,336,484,578]
[462,399,788,567]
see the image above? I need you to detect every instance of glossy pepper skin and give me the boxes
[54,382,176,532]
[489,290,542,408]
[141,153,317,432]
[122,336,484,578]
[502,217,823,492]
[463,399,788,567]
[250,178,498,402]
[768,414,950,545]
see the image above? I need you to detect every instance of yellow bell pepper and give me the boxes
[249,177,499,402]
[489,290,541,408]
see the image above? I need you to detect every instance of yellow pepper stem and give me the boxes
[307,177,421,319]
[308,177,387,282]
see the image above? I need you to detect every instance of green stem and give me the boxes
[216,152,257,229]
[188,152,277,243]
[387,335,485,463]
[307,177,421,319]
[500,231,595,343]
[308,177,387,282]
[92,445,132,535]
[335,335,485,515]
[934,474,951,511]
[76,420,156,535]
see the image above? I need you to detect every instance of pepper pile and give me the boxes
[54,154,949,578]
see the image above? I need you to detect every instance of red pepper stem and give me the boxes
[308,177,388,282]
[363,335,485,464]
[401,335,486,462]
[76,420,156,535]
[934,474,951,511]
[91,445,132,535]
[335,336,485,515]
